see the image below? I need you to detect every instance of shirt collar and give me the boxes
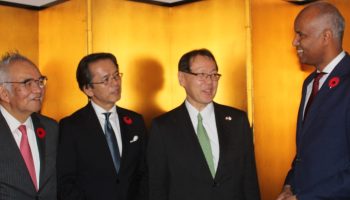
[320,51,345,74]
[0,105,33,132]
[185,100,214,120]
[90,100,116,115]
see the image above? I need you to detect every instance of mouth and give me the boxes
[296,49,304,56]
[202,89,213,96]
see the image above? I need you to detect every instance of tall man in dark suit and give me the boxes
[57,53,147,200]
[0,52,58,200]
[277,2,350,200]
[148,49,260,200]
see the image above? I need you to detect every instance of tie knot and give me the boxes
[315,72,326,81]
[18,125,27,136]
[197,113,203,123]
[103,112,112,120]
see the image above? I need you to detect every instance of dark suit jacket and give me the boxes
[57,102,147,200]
[285,53,350,199]
[0,111,58,200]
[147,102,260,200]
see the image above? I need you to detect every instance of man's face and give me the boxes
[84,59,121,110]
[179,55,218,111]
[0,61,45,121]
[292,10,327,69]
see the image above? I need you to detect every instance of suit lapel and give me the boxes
[301,54,350,137]
[212,103,231,181]
[296,73,315,145]
[84,103,119,176]
[0,111,37,191]
[116,107,131,173]
[177,103,214,181]
[31,113,46,186]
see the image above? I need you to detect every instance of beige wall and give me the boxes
[39,0,88,120]
[40,0,248,126]
[0,5,38,64]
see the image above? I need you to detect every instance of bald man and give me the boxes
[277,2,350,200]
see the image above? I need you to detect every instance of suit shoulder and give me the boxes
[117,106,143,118]
[59,105,91,124]
[153,105,180,120]
[214,102,247,116]
[36,113,58,127]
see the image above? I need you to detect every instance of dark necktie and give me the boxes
[103,112,121,173]
[304,72,325,119]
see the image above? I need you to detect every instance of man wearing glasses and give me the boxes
[148,49,260,200]
[0,52,58,199]
[57,53,147,200]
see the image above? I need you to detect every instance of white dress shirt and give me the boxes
[185,100,219,170]
[91,101,123,156]
[0,105,40,187]
[303,51,346,117]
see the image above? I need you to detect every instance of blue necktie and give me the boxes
[103,112,121,173]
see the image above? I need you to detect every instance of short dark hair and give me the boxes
[76,52,119,91]
[178,48,218,72]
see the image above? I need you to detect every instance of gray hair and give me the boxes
[0,51,36,82]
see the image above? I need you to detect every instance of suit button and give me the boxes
[212,181,219,187]
[116,179,120,184]
[296,157,302,162]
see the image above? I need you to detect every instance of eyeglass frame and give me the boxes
[0,76,48,89]
[89,72,123,86]
[182,71,222,81]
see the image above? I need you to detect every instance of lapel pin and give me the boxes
[328,76,340,89]
[225,116,232,121]
[130,135,139,143]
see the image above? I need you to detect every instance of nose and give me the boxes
[292,34,300,47]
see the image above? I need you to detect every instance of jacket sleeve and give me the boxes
[147,119,169,200]
[242,114,261,200]
[57,118,86,200]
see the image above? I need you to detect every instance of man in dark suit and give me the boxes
[147,49,260,200]
[57,53,147,200]
[277,2,350,200]
[0,52,58,200]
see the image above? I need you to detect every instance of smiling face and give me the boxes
[83,59,121,111]
[178,55,218,111]
[292,8,328,70]
[0,61,45,122]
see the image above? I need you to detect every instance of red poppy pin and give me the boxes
[328,77,340,89]
[123,116,133,125]
[36,127,46,139]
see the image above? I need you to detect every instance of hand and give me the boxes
[276,185,293,200]
[284,195,297,200]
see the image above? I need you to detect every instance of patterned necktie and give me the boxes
[304,72,325,119]
[18,125,38,191]
[103,112,121,173]
[197,114,215,177]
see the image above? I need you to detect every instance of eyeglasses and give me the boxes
[90,72,123,86]
[1,76,48,89]
[183,71,221,81]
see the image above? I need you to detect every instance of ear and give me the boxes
[178,72,185,87]
[322,29,332,45]
[83,85,94,98]
[0,85,10,103]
